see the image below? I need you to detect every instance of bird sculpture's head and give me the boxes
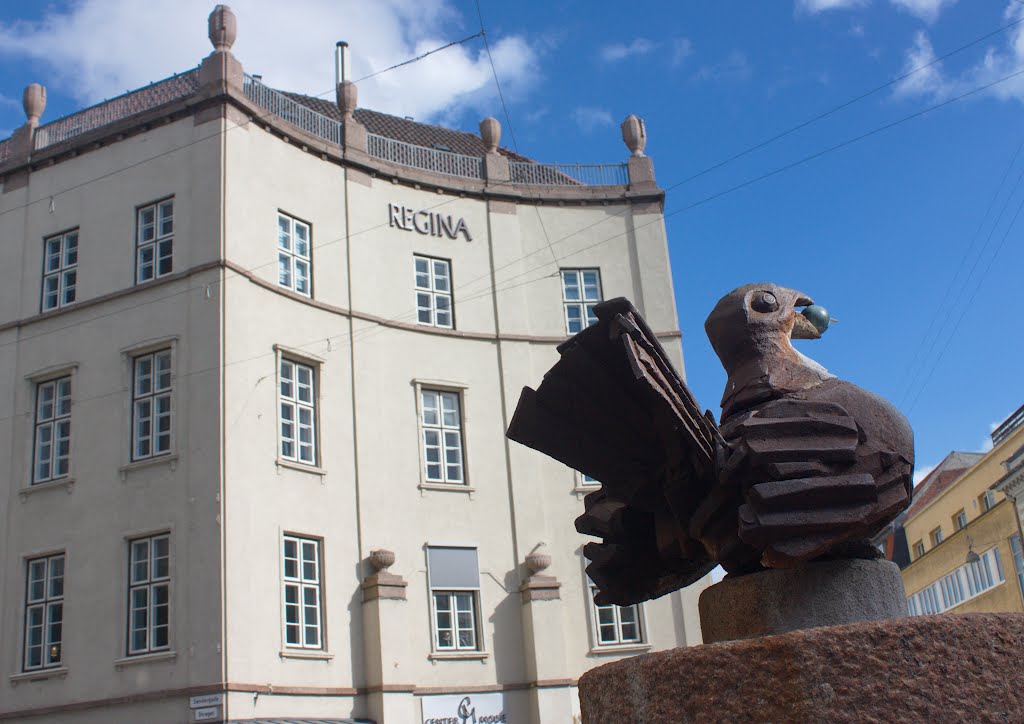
[705,283,836,416]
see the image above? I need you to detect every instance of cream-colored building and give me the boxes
[901,419,1024,618]
[0,7,707,723]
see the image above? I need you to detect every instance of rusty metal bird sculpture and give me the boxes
[506,284,914,606]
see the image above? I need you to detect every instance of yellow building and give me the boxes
[902,420,1024,616]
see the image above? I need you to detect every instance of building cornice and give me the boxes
[0,259,683,346]
[1,83,665,210]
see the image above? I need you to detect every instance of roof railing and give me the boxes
[33,69,201,151]
[510,161,628,187]
[992,403,1024,448]
[366,133,484,180]
[243,74,342,146]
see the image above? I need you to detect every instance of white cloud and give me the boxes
[600,37,657,63]
[797,0,869,13]
[694,50,752,83]
[0,0,540,123]
[570,106,613,132]
[890,0,957,23]
[671,38,694,67]
[913,463,937,487]
[894,3,1024,104]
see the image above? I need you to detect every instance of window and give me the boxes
[41,230,78,311]
[136,199,173,282]
[277,213,311,296]
[33,376,72,483]
[953,509,967,531]
[127,534,170,655]
[930,527,944,547]
[420,389,464,484]
[1011,534,1024,600]
[23,553,64,671]
[131,350,172,461]
[913,540,925,559]
[279,359,317,465]
[981,490,998,512]
[561,269,602,335]
[414,255,453,329]
[591,585,643,646]
[907,546,1004,616]
[282,535,323,649]
[427,546,480,652]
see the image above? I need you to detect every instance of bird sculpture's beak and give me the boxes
[791,294,822,339]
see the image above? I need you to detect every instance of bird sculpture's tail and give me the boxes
[507,298,720,604]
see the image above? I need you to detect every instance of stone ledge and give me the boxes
[579,612,1024,723]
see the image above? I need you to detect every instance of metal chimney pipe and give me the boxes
[335,41,349,85]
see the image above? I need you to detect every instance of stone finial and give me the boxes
[368,549,395,572]
[480,117,501,153]
[23,83,46,126]
[621,114,647,157]
[525,551,551,574]
[208,5,237,52]
[337,80,358,120]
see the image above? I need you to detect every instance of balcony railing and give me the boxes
[367,133,483,180]
[33,70,201,151]
[510,162,628,187]
[7,68,631,189]
[243,75,342,146]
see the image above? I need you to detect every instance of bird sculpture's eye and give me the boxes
[751,291,779,313]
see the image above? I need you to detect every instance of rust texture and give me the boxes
[506,284,914,605]
[578,613,1024,723]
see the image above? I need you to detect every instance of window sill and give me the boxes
[19,478,75,500]
[276,459,327,476]
[114,650,176,669]
[428,651,489,662]
[419,482,475,495]
[279,649,334,661]
[119,454,178,480]
[588,643,651,656]
[9,667,68,684]
[573,485,600,496]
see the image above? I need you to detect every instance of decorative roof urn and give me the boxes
[480,117,501,154]
[621,114,647,157]
[208,5,237,52]
[23,83,46,126]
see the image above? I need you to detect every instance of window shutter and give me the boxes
[427,547,480,589]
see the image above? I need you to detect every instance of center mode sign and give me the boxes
[389,202,473,242]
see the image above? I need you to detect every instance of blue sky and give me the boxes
[1,0,1022,479]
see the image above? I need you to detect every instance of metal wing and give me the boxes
[506,298,721,604]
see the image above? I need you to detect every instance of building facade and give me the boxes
[0,6,707,723]
[901,422,1024,619]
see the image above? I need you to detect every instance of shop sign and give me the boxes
[389,202,473,241]
[421,693,507,724]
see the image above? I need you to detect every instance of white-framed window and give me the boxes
[33,376,72,484]
[136,198,173,283]
[577,471,600,488]
[907,546,1004,616]
[279,358,317,465]
[427,546,481,652]
[561,269,602,335]
[23,553,64,671]
[277,213,312,296]
[1010,534,1024,600]
[127,534,170,655]
[41,229,78,312]
[590,585,644,646]
[953,509,967,531]
[930,527,944,547]
[282,535,323,649]
[913,540,925,559]
[131,350,172,461]
[414,255,453,329]
[420,389,464,484]
[981,490,998,512]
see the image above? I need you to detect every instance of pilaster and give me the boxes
[519,552,575,723]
